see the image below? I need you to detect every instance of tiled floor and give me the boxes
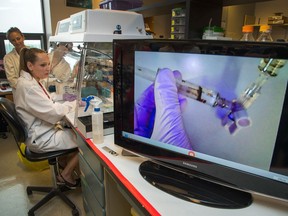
[0,132,85,216]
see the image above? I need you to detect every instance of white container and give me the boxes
[92,107,104,144]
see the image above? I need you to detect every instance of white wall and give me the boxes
[255,0,288,24]
[224,4,255,40]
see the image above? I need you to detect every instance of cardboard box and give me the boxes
[268,20,286,24]
[268,15,288,21]
[77,112,114,139]
[268,15,288,24]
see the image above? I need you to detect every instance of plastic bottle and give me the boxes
[202,26,224,40]
[240,25,255,41]
[92,106,104,144]
[256,25,273,42]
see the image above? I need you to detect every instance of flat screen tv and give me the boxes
[113,39,288,209]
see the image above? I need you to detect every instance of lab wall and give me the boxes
[224,0,288,41]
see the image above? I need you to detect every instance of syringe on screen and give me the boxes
[136,58,287,135]
[222,58,286,134]
[136,65,249,135]
[135,65,233,110]
[237,58,286,109]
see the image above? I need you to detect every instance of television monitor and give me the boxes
[113,39,288,209]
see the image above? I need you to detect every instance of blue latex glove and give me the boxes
[134,68,193,150]
[134,83,155,138]
[63,93,77,102]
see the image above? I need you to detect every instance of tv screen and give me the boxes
[113,39,288,208]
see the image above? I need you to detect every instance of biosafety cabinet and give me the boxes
[48,9,151,137]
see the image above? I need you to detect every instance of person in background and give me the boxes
[14,47,80,188]
[3,27,27,90]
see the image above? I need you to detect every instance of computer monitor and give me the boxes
[113,39,288,208]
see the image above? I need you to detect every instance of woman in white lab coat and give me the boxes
[14,47,80,188]
[3,27,27,90]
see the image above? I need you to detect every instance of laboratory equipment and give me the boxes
[202,19,231,40]
[48,9,152,138]
[77,95,113,138]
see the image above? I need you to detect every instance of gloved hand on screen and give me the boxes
[134,83,155,138]
[134,68,193,150]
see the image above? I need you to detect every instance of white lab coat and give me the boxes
[3,48,20,89]
[14,70,77,153]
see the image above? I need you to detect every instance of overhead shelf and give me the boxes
[222,0,274,6]
[128,0,276,39]
[129,0,273,17]
[251,24,288,27]
[129,0,186,17]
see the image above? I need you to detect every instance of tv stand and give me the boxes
[139,160,253,209]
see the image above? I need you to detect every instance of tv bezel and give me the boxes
[113,39,288,204]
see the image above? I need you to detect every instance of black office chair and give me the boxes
[0,97,79,216]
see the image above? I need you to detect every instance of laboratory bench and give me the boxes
[66,112,288,216]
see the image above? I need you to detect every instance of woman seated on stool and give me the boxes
[14,47,80,189]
